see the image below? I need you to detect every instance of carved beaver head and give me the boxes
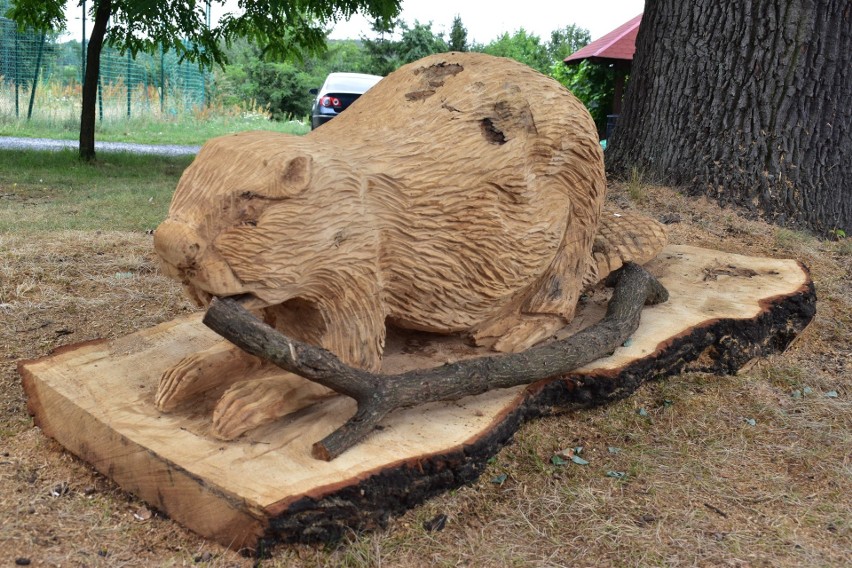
[154,131,377,313]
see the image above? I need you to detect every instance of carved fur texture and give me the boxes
[155,52,665,376]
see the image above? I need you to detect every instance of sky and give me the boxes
[322,0,645,43]
[62,1,645,45]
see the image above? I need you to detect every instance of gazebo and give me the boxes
[564,13,642,139]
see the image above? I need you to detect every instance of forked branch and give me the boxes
[202,262,668,461]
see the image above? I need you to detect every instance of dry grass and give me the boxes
[1,182,850,567]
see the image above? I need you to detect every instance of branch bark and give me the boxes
[202,262,668,460]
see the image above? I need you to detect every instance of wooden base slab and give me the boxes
[19,245,815,552]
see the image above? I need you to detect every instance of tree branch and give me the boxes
[202,262,668,460]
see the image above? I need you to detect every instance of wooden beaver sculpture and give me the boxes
[153,52,667,439]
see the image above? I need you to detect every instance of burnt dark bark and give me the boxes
[607,0,851,235]
[80,0,112,161]
[203,263,668,460]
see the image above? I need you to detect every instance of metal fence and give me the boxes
[0,2,208,123]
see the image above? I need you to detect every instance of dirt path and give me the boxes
[0,136,199,156]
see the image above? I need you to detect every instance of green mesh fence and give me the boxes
[1,2,208,124]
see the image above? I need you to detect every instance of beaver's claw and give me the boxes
[211,375,334,440]
[155,341,263,411]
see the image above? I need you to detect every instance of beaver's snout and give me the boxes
[154,217,249,303]
[154,219,206,270]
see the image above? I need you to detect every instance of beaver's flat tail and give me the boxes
[583,210,668,289]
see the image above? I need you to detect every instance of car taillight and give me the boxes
[320,96,342,108]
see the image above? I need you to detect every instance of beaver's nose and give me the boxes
[153,219,207,269]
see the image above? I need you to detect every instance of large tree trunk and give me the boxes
[79,0,112,161]
[607,0,851,236]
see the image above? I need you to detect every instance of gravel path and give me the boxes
[0,136,200,156]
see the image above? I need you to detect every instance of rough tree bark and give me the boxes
[607,0,851,235]
[80,0,112,161]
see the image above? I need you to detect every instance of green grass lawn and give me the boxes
[0,113,310,146]
[0,149,190,233]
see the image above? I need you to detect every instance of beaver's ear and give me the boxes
[271,155,312,197]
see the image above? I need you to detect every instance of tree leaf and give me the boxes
[571,455,589,466]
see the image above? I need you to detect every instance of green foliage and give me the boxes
[552,59,618,137]
[8,0,402,68]
[548,24,590,62]
[243,61,314,120]
[213,36,375,121]
[480,28,551,74]
[397,21,448,63]
[360,17,403,76]
[360,18,447,76]
[448,15,468,52]
[304,39,372,75]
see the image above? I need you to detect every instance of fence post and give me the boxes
[26,31,46,120]
[160,45,165,114]
[97,75,103,121]
[127,50,131,118]
[14,30,19,118]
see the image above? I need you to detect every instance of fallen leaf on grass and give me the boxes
[550,455,568,466]
[490,473,508,485]
[551,449,589,466]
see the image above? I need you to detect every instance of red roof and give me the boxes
[564,14,642,64]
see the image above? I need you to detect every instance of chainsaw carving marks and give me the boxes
[152,52,666,439]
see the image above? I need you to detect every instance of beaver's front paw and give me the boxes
[211,375,334,440]
[155,352,219,411]
[156,341,264,411]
